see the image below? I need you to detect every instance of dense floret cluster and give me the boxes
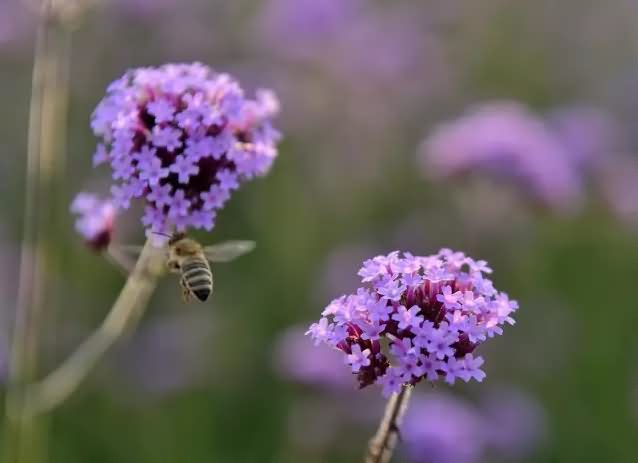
[307,249,518,397]
[91,62,281,236]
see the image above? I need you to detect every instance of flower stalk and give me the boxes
[3,3,72,462]
[365,385,413,463]
[17,238,166,418]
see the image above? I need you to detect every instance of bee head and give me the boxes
[168,232,187,246]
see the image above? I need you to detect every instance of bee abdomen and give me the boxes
[182,258,213,302]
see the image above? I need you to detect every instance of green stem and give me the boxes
[3,5,70,462]
[18,239,166,418]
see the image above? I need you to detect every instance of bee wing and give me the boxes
[111,244,169,263]
[116,245,145,256]
[203,240,256,263]
[105,244,165,275]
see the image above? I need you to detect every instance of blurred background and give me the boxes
[1,0,638,462]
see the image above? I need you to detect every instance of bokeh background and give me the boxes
[1,0,638,462]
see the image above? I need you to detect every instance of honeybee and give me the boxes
[118,233,255,303]
[165,233,255,302]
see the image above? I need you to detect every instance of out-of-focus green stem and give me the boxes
[3,3,72,462]
[18,239,166,418]
[364,385,413,463]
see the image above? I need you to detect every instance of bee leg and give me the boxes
[179,278,191,303]
[167,259,180,274]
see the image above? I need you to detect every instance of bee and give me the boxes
[117,233,255,303]
[165,233,255,303]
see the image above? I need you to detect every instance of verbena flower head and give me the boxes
[306,249,518,397]
[91,62,281,236]
[419,101,582,213]
[70,193,117,251]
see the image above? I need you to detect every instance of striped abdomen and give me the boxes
[181,256,213,302]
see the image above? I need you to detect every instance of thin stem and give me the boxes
[365,385,414,463]
[104,244,136,275]
[4,4,71,462]
[16,239,166,418]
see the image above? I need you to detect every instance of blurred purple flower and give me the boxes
[258,1,447,96]
[258,0,362,60]
[0,0,33,48]
[599,155,638,228]
[331,9,444,89]
[111,311,214,398]
[548,105,621,174]
[403,388,546,463]
[275,326,353,390]
[91,63,281,237]
[70,193,116,251]
[307,249,518,397]
[419,101,583,213]
[403,393,485,463]
[479,387,548,459]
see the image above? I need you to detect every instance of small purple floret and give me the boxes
[70,193,116,251]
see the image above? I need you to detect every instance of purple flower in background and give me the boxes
[0,0,33,48]
[403,389,546,463]
[91,63,281,236]
[258,0,446,94]
[70,193,116,251]
[306,249,518,397]
[479,387,548,459]
[419,101,583,213]
[403,393,485,463]
[110,310,214,399]
[275,326,354,390]
[330,9,440,87]
[599,155,638,228]
[547,105,620,174]
[258,0,362,59]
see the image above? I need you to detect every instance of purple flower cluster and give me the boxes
[419,102,583,213]
[306,249,518,397]
[91,63,281,236]
[70,193,117,251]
